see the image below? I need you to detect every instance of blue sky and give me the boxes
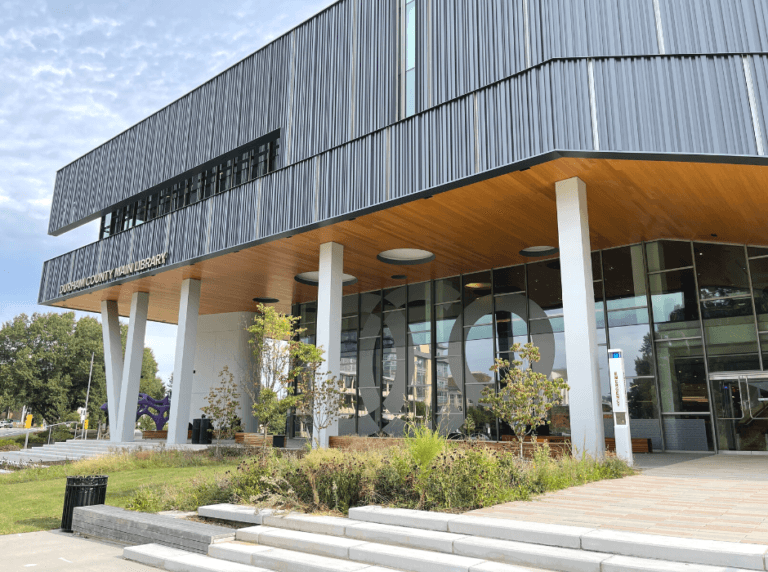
[0,0,332,382]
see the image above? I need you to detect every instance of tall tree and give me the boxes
[0,312,165,424]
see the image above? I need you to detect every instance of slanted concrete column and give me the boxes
[316,242,343,448]
[116,292,149,442]
[100,300,123,443]
[555,177,605,459]
[168,279,201,445]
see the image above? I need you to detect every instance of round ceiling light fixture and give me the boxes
[253,297,279,304]
[519,246,559,258]
[464,282,491,289]
[294,271,358,287]
[377,248,435,266]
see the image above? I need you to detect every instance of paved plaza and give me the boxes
[469,453,768,545]
[0,530,157,571]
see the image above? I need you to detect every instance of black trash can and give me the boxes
[192,419,202,444]
[61,475,108,533]
[199,419,212,444]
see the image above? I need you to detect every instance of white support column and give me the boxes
[316,242,343,448]
[168,279,201,445]
[100,300,123,443]
[116,292,149,443]
[555,177,605,459]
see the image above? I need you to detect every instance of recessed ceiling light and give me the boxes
[294,271,358,286]
[519,246,559,258]
[392,275,407,280]
[377,249,435,265]
[465,282,491,289]
[253,297,279,304]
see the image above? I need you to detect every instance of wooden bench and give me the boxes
[235,433,273,447]
[606,437,653,454]
[500,435,653,453]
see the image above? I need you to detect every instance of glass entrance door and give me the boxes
[710,372,768,452]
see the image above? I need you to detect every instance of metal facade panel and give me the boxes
[659,0,768,54]
[748,55,768,153]
[289,1,354,165]
[594,56,756,155]
[529,0,657,65]
[354,0,398,136]
[258,168,293,238]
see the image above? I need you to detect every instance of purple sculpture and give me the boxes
[100,394,171,431]
[136,394,171,430]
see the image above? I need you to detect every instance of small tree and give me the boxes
[201,366,242,455]
[294,342,346,448]
[247,304,305,448]
[481,343,569,458]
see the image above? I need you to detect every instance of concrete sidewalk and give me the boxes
[0,530,158,571]
[468,453,768,545]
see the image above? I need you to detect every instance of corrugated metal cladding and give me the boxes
[50,0,768,236]
[593,56,757,155]
[659,0,768,54]
[40,51,768,305]
[40,1,768,302]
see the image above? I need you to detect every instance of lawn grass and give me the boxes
[0,450,242,535]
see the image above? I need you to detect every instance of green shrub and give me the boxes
[0,439,20,452]
[125,439,635,515]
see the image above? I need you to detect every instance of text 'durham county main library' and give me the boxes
[40,0,768,455]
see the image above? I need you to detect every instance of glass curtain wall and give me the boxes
[295,240,768,451]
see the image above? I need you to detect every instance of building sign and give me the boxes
[59,252,168,296]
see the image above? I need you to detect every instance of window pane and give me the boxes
[694,243,750,299]
[603,245,647,311]
[748,245,768,258]
[749,257,768,331]
[607,307,649,328]
[494,265,525,295]
[662,415,715,451]
[102,213,112,239]
[436,302,462,343]
[383,310,406,348]
[342,293,359,318]
[655,338,708,413]
[609,324,655,377]
[591,251,602,280]
[405,1,416,70]
[408,282,431,326]
[465,336,494,384]
[435,277,461,304]
[649,269,701,339]
[645,240,693,272]
[702,297,759,372]
[405,68,416,117]
[628,378,659,420]
[464,272,492,306]
[527,259,563,317]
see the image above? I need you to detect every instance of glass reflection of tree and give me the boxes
[635,332,654,376]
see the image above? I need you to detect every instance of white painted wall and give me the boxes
[190,312,257,433]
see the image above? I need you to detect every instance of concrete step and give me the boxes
[196,504,767,572]
[235,524,585,572]
[348,506,768,571]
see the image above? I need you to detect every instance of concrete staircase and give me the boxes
[0,439,166,464]
[124,505,768,572]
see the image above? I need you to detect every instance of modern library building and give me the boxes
[40,0,768,455]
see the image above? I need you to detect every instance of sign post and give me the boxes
[608,349,633,466]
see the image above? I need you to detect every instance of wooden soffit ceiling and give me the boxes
[51,156,768,324]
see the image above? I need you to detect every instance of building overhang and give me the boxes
[44,153,768,324]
